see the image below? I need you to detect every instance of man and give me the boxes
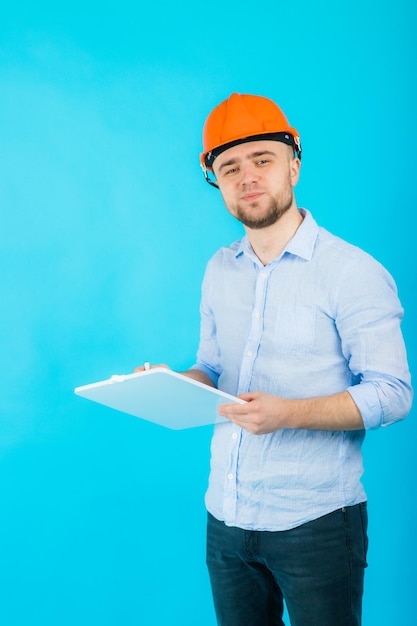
[141,93,412,625]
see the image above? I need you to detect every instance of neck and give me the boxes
[246,205,303,265]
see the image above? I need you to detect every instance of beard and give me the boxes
[233,186,294,230]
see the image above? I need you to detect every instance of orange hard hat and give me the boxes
[200,93,301,186]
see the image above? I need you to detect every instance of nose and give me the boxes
[239,162,259,186]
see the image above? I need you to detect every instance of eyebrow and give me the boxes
[218,150,277,173]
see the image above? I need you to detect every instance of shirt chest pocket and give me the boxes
[273,304,317,353]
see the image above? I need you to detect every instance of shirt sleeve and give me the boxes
[334,254,412,430]
[190,260,221,388]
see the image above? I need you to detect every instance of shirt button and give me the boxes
[232,432,238,440]
[254,312,261,319]
[227,473,234,480]
[247,350,253,357]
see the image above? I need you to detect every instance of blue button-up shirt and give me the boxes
[192,209,412,531]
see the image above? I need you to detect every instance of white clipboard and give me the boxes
[74,367,245,430]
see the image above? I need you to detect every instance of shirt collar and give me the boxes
[285,209,319,261]
[234,209,319,262]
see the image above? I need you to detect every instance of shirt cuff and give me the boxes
[347,383,383,430]
[190,363,220,388]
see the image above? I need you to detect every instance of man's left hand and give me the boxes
[218,392,292,435]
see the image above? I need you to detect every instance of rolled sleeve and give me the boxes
[337,255,412,430]
[190,362,220,387]
[347,378,413,430]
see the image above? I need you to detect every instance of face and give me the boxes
[212,140,300,230]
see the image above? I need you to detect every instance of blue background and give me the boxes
[0,1,415,624]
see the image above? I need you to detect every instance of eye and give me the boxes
[256,158,270,166]
[223,166,239,177]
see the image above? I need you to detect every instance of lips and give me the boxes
[241,191,264,202]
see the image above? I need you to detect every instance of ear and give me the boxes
[290,157,301,187]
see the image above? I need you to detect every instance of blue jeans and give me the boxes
[206,503,368,626]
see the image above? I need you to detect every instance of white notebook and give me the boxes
[74,367,245,430]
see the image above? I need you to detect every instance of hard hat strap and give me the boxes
[201,163,220,189]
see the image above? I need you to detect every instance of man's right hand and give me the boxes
[134,363,170,373]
